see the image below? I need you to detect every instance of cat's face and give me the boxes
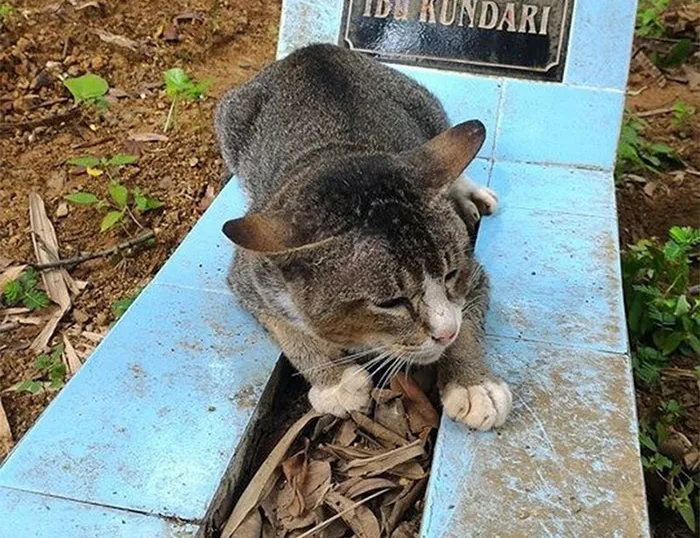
[277,197,474,365]
[224,120,486,364]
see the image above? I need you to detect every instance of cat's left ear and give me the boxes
[403,120,486,191]
[222,212,333,255]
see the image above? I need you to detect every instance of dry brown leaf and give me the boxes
[92,28,139,51]
[198,184,217,212]
[128,132,169,142]
[324,491,380,538]
[0,397,13,457]
[0,257,12,272]
[390,521,417,538]
[334,420,357,447]
[223,410,321,538]
[386,461,425,480]
[350,411,408,448]
[161,24,180,41]
[230,508,262,538]
[277,461,332,530]
[62,334,82,375]
[342,440,425,478]
[385,477,428,535]
[390,376,439,436]
[642,182,658,198]
[338,477,398,499]
[374,397,410,440]
[0,265,27,290]
[29,193,72,352]
[371,388,401,404]
[325,444,379,461]
[281,439,310,517]
[682,65,700,91]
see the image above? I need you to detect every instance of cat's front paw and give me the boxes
[308,365,372,418]
[450,180,499,226]
[441,379,512,430]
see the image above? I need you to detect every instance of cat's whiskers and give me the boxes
[293,346,387,376]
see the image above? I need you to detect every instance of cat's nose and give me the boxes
[431,329,456,346]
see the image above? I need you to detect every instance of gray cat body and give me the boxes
[215,44,511,429]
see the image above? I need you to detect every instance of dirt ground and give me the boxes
[0,0,280,442]
[0,1,698,536]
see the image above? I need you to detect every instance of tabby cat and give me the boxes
[215,44,511,430]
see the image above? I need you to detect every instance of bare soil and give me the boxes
[1,0,280,448]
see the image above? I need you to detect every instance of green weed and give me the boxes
[111,289,141,320]
[672,101,695,138]
[616,111,680,179]
[63,73,109,109]
[162,67,211,132]
[640,423,698,532]
[2,268,51,310]
[0,3,14,22]
[17,345,67,394]
[636,0,670,37]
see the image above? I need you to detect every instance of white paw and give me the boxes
[441,379,512,430]
[450,180,499,223]
[308,365,372,418]
[470,185,498,215]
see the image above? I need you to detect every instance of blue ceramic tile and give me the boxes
[390,65,502,158]
[0,283,279,520]
[495,80,625,170]
[421,337,648,538]
[475,206,627,353]
[0,487,199,538]
[277,0,344,58]
[490,161,615,218]
[565,0,637,90]
[465,157,492,187]
[155,178,246,293]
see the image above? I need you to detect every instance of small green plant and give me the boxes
[63,73,109,109]
[624,227,700,378]
[636,0,669,37]
[67,153,138,176]
[17,345,67,393]
[65,182,163,232]
[616,111,680,179]
[640,423,698,531]
[111,289,141,320]
[658,399,684,424]
[0,3,14,22]
[162,67,211,132]
[2,268,51,310]
[672,101,696,138]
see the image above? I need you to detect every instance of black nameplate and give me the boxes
[341,0,575,81]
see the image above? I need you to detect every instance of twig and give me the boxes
[163,98,177,133]
[32,231,154,270]
[637,106,675,118]
[638,36,699,46]
[296,489,390,538]
[0,108,80,135]
[71,135,115,150]
[0,322,20,334]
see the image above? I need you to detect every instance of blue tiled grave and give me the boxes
[0,0,648,536]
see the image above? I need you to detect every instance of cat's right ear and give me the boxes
[222,213,332,254]
[403,120,486,191]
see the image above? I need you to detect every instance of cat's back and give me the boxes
[216,44,447,205]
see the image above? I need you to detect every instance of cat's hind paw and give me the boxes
[308,365,372,418]
[441,379,512,430]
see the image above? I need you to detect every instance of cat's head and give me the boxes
[223,120,486,365]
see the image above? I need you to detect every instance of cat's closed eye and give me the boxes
[445,269,458,282]
[375,297,412,310]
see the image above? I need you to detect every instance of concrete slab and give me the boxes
[0,487,200,538]
[0,282,279,520]
[421,336,648,538]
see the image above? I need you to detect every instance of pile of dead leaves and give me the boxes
[224,374,440,538]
